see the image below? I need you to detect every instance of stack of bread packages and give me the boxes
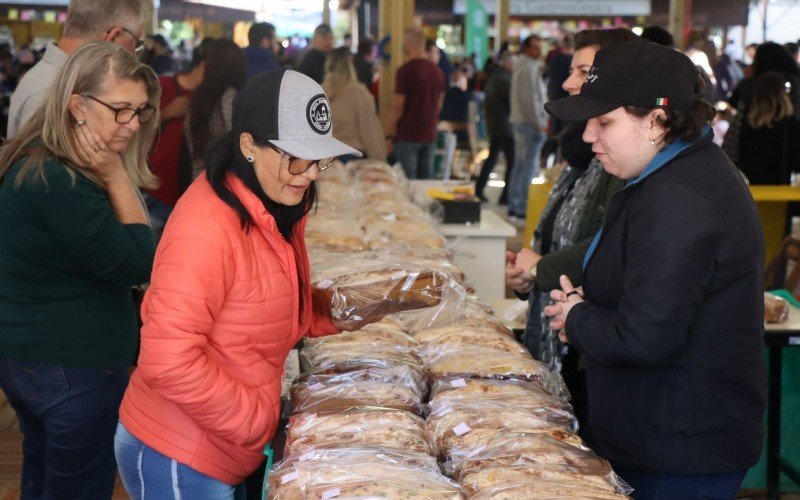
[267,160,633,499]
[266,161,468,498]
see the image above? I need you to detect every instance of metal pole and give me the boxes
[762,0,768,43]
[323,0,331,26]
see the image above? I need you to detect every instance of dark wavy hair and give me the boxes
[573,28,640,51]
[625,74,715,144]
[204,130,317,240]
[188,39,247,164]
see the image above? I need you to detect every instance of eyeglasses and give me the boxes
[108,27,145,54]
[268,144,334,175]
[83,95,156,124]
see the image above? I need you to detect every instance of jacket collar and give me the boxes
[582,127,714,270]
[223,173,308,243]
[624,126,714,189]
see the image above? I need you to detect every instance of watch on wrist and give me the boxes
[529,263,538,281]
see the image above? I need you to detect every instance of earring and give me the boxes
[650,139,656,145]
[246,155,254,163]
[77,120,85,125]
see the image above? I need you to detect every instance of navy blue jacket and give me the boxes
[567,131,766,473]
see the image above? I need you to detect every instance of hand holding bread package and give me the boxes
[264,159,631,499]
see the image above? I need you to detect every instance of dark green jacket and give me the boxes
[0,158,155,367]
[535,170,625,292]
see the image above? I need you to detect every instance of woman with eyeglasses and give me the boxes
[115,69,361,498]
[0,42,159,498]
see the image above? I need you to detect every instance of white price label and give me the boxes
[308,383,325,391]
[322,488,341,499]
[280,471,298,484]
[453,422,472,436]
[449,378,467,388]
[315,279,335,289]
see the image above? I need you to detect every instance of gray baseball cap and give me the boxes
[232,69,362,160]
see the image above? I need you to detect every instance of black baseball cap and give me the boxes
[232,69,361,160]
[545,41,699,122]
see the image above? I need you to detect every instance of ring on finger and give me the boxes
[566,290,582,298]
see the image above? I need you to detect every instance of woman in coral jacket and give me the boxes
[115,69,362,498]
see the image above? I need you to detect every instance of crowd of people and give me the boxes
[0,0,797,498]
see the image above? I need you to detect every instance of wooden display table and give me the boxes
[749,186,800,264]
[524,183,800,263]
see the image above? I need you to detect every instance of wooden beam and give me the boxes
[668,0,693,50]
[323,0,331,26]
[495,0,509,54]
[378,0,415,129]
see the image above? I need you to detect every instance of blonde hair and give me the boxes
[0,42,160,189]
[322,47,357,100]
[747,72,795,129]
[64,0,147,38]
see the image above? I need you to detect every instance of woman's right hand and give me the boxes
[73,122,128,187]
[505,250,534,294]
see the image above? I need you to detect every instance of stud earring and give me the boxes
[650,139,656,145]
[246,155,254,163]
[77,120,85,125]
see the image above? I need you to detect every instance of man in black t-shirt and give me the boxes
[297,24,334,83]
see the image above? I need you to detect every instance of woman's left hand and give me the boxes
[543,275,585,342]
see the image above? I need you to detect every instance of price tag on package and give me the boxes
[449,378,467,388]
[280,471,299,484]
[453,422,472,436]
[322,488,341,499]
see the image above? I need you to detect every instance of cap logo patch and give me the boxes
[586,66,599,83]
[306,94,331,135]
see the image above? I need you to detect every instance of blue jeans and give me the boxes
[614,466,747,500]
[508,122,546,217]
[115,423,245,500]
[143,193,173,244]
[0,356,129,499]
[393,141,435,179]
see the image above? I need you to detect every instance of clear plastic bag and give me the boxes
[304,322,417,349]
[426,404,580,459]
[311,253,469,332]
[300,338,421,373]
[424,346,552,384]
[285,407,433,458]
[364,219,447,250]
[269,460,466,499]
[290,365,427,415]
[416,328,530,363]
[427,379,575,426]
[462,466,632,499]
[305,215,367,253]
[442,432,619,482]
[765,292,790,323]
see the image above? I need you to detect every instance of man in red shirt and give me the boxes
[386,28,445,179]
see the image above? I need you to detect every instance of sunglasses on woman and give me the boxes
[268,144,334,175]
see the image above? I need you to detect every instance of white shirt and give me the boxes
[8,43,68,138]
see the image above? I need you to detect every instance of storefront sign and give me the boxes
[454,0,651,16]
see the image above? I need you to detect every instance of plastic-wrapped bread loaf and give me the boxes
[290,365,426,415]
[285,408,433,457]
[312,268,447,329]
[765,292,790,323]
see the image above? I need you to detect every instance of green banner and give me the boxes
[465,0,489,71]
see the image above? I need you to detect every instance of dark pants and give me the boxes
[0,356,129,500]
[475,133,515,203]
[613,466,747,500]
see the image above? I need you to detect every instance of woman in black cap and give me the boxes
[543,42,766,499]
[504,28,638,428]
